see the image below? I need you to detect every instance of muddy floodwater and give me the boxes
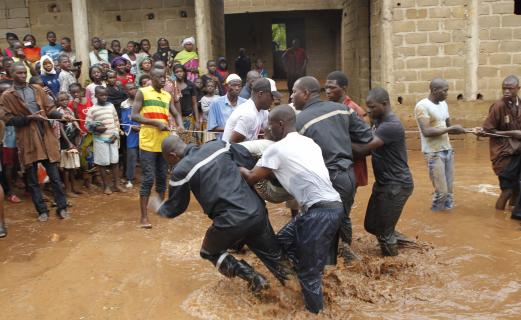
[1,141,521,320]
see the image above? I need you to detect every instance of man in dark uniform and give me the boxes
[291,76,373,261]
[156,135,289,293]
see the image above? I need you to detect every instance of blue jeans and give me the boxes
[276,202,343,313]
[425,149,454,211]
[26,160,67,215]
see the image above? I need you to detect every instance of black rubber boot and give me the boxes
[394,231,416,246]
[380,242,399,256]
[511,210,521,221]
[218,255,269,293]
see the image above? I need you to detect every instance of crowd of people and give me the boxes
[0,30,520,314]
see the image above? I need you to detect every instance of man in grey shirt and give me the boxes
[239,70,260,99]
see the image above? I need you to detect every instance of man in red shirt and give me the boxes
[282,39,308,101]
[325,71,368,188]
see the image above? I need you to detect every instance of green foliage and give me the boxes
[272,23,287,51]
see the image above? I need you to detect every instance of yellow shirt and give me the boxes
[139,86,171,152]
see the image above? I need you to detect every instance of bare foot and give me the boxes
[104,187,112,195]
[140,217,152,229]
[113,185,127,193]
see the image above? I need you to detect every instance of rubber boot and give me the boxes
[379,241,398,256]
[218,255,269,293]
[394,231,416,246]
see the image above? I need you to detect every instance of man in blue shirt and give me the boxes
[207,74,246,140]
[41,31,63,62]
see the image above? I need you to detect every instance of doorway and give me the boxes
[271,19,306,79]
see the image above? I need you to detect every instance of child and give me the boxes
[58,54,77,94]
[122,41,138,75]
[39,55,60,96]
[112,57,135,88]
[56,92,82,197]
[200,80,218,143]
[255,58,269,78]
[85,65,106,105]
[106,69,128,117]
[201,60,224,95]
[86,86,125,195]
[216,57,229,81]
[120,83,140,188]
[138,74,151,88]
[68,83,95,188]
[135,56,152,87]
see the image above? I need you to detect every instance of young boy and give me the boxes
[120,83,140,188]
[41,31,63,63]
[200,80,218,142]
[58,54,77,94]
[86,86,125,195]
[201,60,224,95]
[106,69,128,117]
[56,92,82,197]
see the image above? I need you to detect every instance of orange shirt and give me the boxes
[23,47,41,64]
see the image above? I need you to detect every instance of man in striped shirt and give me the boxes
[86,86,125,195]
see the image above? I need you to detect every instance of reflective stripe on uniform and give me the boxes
[299,109,353,135]
[170,143,231,187]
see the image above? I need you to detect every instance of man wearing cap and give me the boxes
[207,74,246,140]
[223,78,281,143]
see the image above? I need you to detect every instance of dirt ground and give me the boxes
[1,139,521,319]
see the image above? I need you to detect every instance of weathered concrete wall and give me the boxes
[27,0,197,56]
[478,0,521,101]
[0,0,31,46]
[383,0,521,105]
[342,0,370,104]
[224,0,343,14]
[210,0,226,59]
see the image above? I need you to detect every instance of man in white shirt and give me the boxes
[222,78,281,143]
[240,105,343,314]
[414,78,466,211]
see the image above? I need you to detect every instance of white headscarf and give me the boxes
[181,37,195,47]
[39,55,56,75]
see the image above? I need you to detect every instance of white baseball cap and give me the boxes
[266,78,282,98]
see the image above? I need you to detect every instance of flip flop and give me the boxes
[139,223,152,229]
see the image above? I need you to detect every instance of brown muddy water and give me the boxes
[1,140,521,320]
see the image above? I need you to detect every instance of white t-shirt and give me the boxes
[257,132,341,210]
[414,98,451,153]
[222,99,268,142]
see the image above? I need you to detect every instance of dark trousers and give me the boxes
[126,147,138,182]
[329,167,356,245]
[139,149,168,197]
[199,209,287,282]
[364,183,413,245]
[277,203,343,313]
[26,160,67,215]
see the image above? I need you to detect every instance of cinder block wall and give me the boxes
[0,0,31,46]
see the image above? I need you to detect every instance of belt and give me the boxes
[309,201,343,210]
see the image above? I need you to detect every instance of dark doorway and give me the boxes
[271,19,306,79]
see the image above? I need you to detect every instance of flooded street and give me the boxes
[1,140,521,319]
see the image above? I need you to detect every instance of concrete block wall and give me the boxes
[224,0,343,14]
[0,0,31,46]
[342,0,371,104]
[478,0,521,101]
[28,0,73,44]
[391,0,470,104]
[88,0,196,54]
[210,0,225,58]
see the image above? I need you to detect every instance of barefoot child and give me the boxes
[56,92,82,197]
[86,86,125,195]
[120,82,140,188]
[85,65,106,105]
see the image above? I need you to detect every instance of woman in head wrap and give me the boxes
[38,55,60,95]
[152,38,177,67]
[135,55,152,87]
[174,37,199,83]
[112,56,135,87]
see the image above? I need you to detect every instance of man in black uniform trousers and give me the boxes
[291,76,373,261]
[156,135,289,293]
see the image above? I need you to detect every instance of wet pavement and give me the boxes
[1,140,521,319]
